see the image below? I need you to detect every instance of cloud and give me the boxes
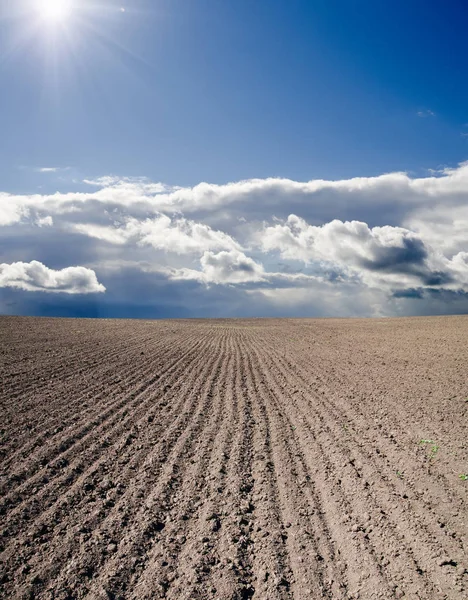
[259,215,467,293]
[36,167,70,173]
[417,109,435,118]
[36,216,53,227]
[134,217,240,254]
[0,194,30,226]
[170,250,265,284]
[71,223,130,245]
[0,261,105,294]
[167,250,340,288]
[405,202,468,256]
[3,161,468,317]
[392,288,424,299]
[4,161,468,233]
[72,214,240,254]
[82,175,167,193]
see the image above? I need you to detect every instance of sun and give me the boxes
[36,0,74,22]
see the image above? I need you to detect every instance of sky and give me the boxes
[1,0,468,319]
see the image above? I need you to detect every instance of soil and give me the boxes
[0,315,467,600]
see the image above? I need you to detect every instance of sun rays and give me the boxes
[36,0,74,23]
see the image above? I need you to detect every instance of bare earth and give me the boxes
[0,316,467,600]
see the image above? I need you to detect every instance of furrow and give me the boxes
[237,331,295,600]
[129,328,245,599]
[268,337,467,579]
[244,331,352,600]
[80,328,231,599]
[281,329,467,508]
[0,331,189,469]
[161,328,257,600]
[2,317,467,600]
[258,334,459,599]
[284,340,468,532]
[0,331,218,595]
[0,325,149,406]
[0,329,206,504]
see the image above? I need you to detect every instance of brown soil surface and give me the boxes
[1,316,467,600]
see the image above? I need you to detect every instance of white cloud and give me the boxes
[260,215,411,267]
[417,109,435,118]
[168,250,331,287]
[170,250,265,284]
[83,175,130,187]
[72,214,240,255]
[36,167,69,173]
[260,215,467,293]
[82,176,167,194]
[0,193,30,226]
[3,161,468,316]
[134,217,240,254]
[71,223,129,245]
[36,215,53,227]
[0,261,105,294]
[4,161,468,231]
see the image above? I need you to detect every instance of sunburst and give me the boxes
[36,0,74,23]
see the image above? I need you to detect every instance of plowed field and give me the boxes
[1,316,467,600]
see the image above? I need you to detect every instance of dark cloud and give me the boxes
[360,237,427,273]
[359,237,455,288]
[392,288,424,299]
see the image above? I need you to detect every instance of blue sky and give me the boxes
[1,0,468,318]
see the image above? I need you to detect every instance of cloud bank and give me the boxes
[2,162,468,317]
